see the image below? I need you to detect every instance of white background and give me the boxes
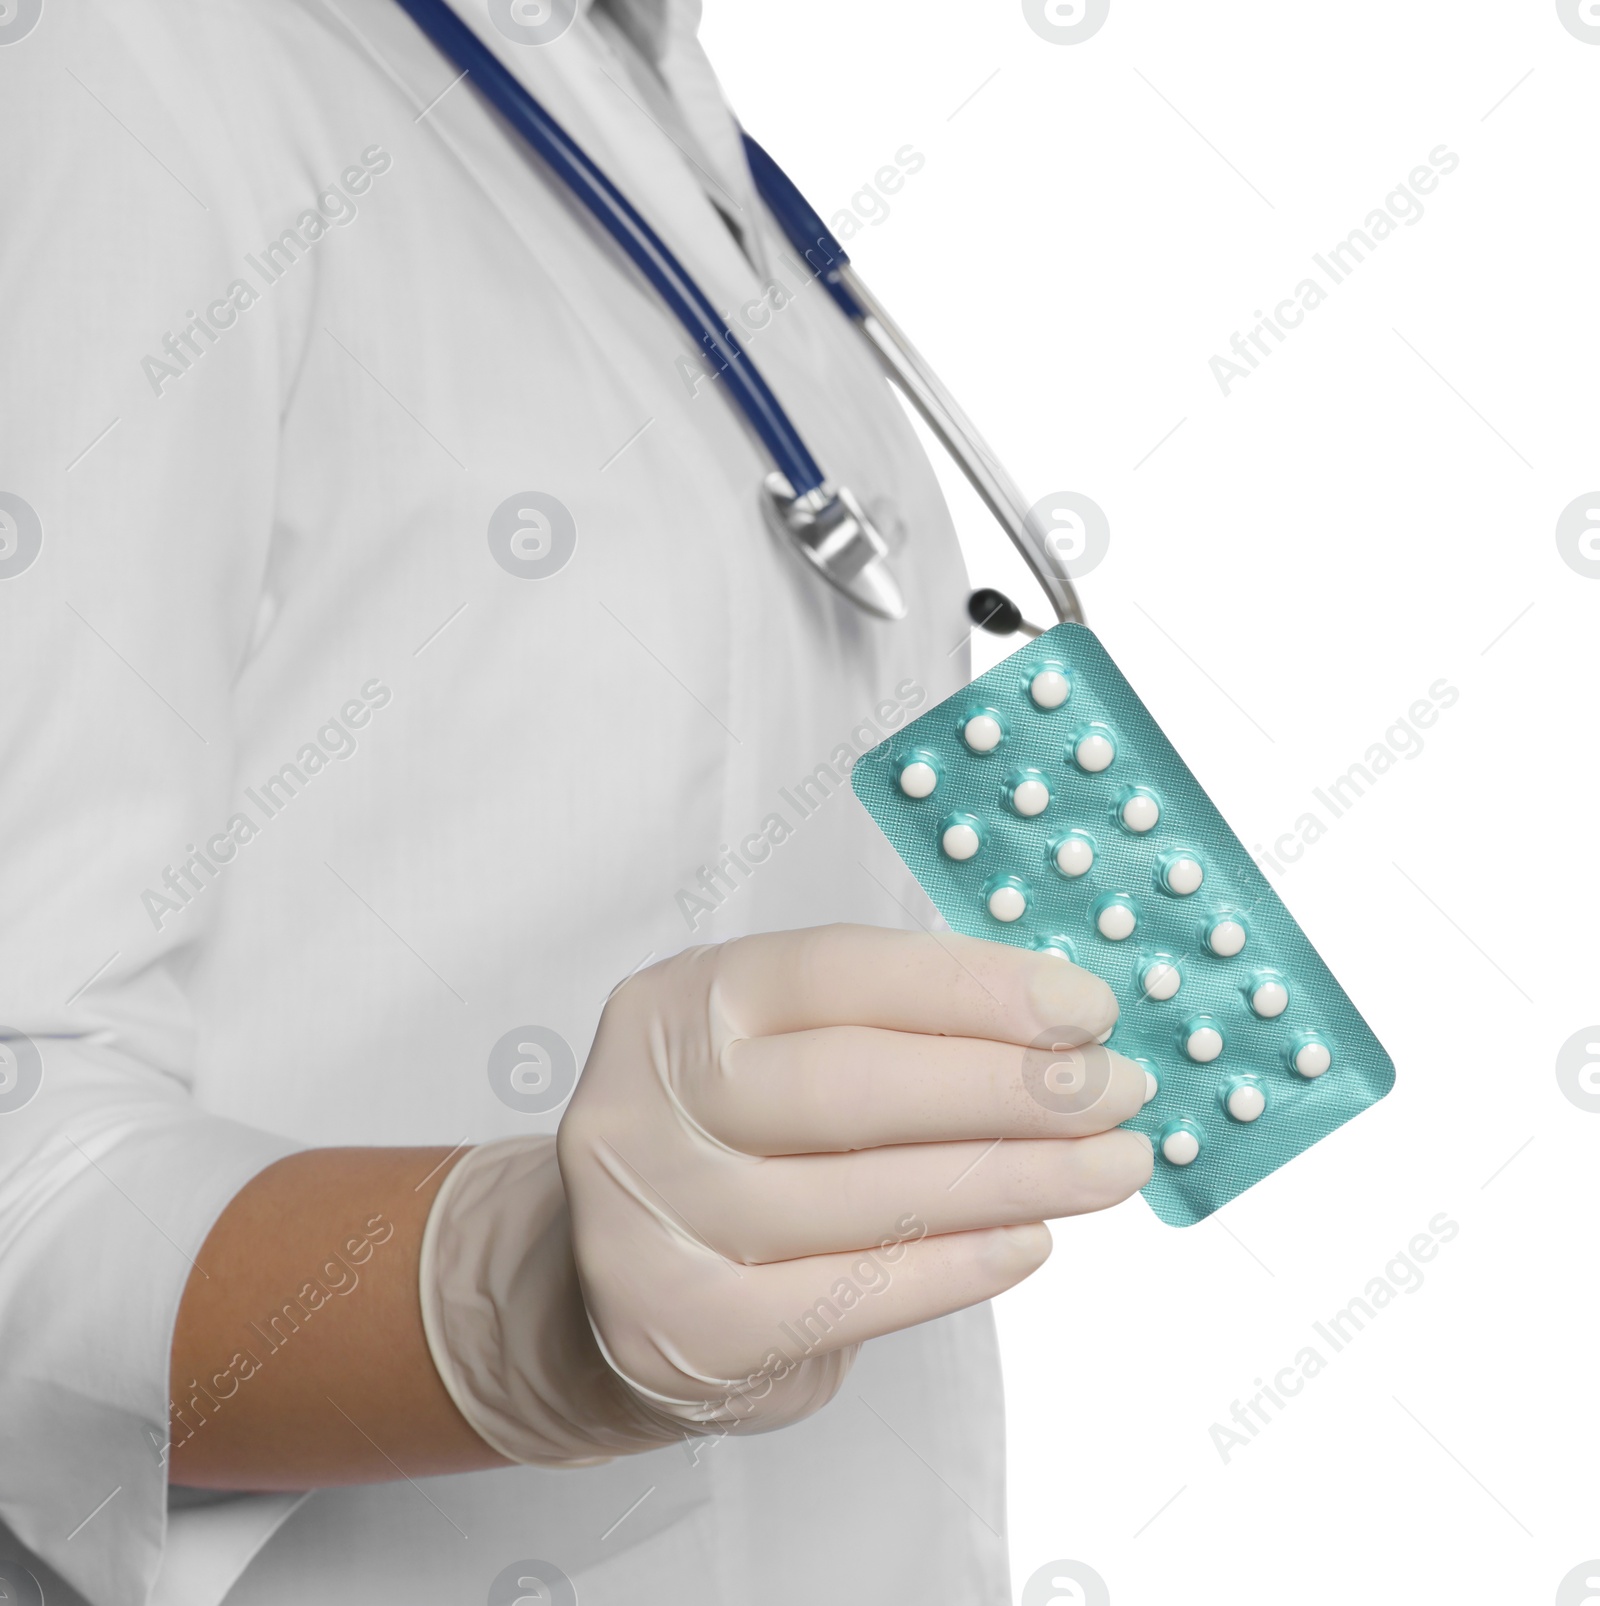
[703,3,1596,1602]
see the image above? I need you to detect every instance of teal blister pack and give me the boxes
[852,623,1394,1226]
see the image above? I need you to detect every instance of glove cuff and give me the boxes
[418,1136,690,1465]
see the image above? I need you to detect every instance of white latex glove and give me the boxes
[420,923,1151,1463]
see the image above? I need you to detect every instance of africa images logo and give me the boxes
[0,0,42,46]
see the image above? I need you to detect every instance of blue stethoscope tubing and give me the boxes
[390,0,1085,631]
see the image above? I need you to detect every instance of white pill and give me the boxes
[899,761,937,798]
[1251,980,1289,1019]
[1096,902,1135,941]
[988,884,1026,922]
[963,714,1003,753]
[1074,732,1115,772]
[1185,1025,1223,1063]
[1294,1040,1332,1078]
[1142,1069,1160,1105]
[1161,1127,1200,1165]
[1226,1083,1266,1122]
[1207,919,1247,957]
[1121,793,1159,832]
[1054,835,1094,877]
[942,822,981,860]
[1030,669,1071,709]
[1012,778,1050,817]
[1142,961,1181,1001]
[1164,856,1203,896]
[1038,943,1072,961]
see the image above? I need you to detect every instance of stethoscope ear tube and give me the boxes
[739,134,863,320]
[742,135,1085,628]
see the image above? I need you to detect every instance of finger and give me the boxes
[692,1129,1153,1263]
[725,1222,1055,1367]
[665,923,1119,1048]
[704,1027,1148,1152]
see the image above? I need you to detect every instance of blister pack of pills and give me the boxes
[852,622,1394,1226]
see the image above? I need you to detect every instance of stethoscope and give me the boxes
[393,0,1085,636]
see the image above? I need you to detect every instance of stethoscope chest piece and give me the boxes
[760,473,907,621]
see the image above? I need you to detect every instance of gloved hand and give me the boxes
[419,924,1152,1464]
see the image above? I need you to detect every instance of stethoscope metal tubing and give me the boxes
[834,264,1085,628]
[741,132,1085,629]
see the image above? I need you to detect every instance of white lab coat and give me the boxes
[0,1,1010,1601]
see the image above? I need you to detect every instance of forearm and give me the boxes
[167,1145,510,1489]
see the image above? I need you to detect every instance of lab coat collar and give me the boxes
[579,0,703,68]
[582,0,769,279]
[383,0,772,332]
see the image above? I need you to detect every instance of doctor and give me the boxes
[0,1,1152,1602]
